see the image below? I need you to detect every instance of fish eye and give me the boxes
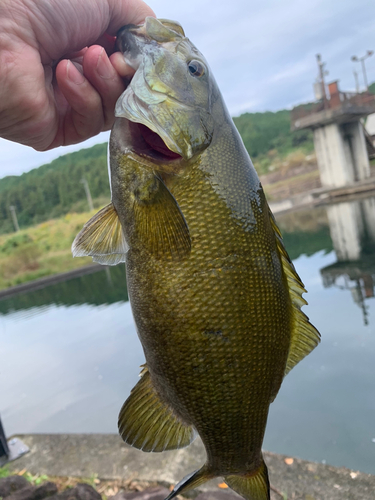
[188,60,205,77]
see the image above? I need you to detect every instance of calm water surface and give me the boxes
[1,195,375,474]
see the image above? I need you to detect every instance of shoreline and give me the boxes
[5,433,375,500]
[1,180,375,300]
[0,263,103,300]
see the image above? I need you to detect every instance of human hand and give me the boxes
[0,0,155,151]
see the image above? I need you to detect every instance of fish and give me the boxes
[72,17,320,500]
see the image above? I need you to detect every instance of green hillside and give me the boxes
[233,110,313,161]
[0,109,315,235]
[0,143,109,234]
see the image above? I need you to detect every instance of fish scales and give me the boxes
[73,17,320,500]
[124,159,291,465]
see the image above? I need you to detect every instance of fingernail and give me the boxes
[96,48,113,79]
[67,60,85,85]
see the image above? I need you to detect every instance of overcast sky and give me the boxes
[1,0,374,179]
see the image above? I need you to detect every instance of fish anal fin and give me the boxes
[165,465,213,500]
[118,365,197,452]
[225,459,270,500]
[269,210,321,375]
[133,175,191,261]
[72,203,128,265]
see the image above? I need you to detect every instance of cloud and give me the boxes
[0,132,110,178]
[1,0,374,176]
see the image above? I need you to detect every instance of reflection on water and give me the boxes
[321,196,375,325]
[0,267,142,435]
[0,195,375,474]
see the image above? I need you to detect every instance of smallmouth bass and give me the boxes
[72,18,320,500]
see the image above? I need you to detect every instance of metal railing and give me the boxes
[291,91,375,123]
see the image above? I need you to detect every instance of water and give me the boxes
[1,195,375,474]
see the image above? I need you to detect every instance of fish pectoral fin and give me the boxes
[72,203,128,265]
[225,459,270,500]
[118,365,197,452]
[133,174,191,261]
[269,210,320,376]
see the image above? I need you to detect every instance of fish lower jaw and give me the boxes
[124,54,142,71]
[115,118,186,169]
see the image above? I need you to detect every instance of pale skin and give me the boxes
[0,0,155,151]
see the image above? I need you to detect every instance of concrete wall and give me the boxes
[313,121,370,188]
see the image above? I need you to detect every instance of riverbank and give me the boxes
[0,184,373,301]
[4,434,375,500]
[0,263,102,300]
[0,211,96,291]
[1,169,375,296]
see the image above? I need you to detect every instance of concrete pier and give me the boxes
[313,121,370,187]
[292,84,375,190]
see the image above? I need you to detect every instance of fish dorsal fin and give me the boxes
[72,203,128,265]
[118,365,197,452]
[269,210,321,375]
[133,175,191,261]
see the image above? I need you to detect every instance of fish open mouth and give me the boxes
[126,120,183,163]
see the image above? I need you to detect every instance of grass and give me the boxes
[0,210,99,291]
[0,465,48,485]
[253,145,315,176]
[0,465,10,478]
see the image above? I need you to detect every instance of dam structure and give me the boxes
[291,67,375,189]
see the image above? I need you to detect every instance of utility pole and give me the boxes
[80,178,94,211]
[0,416,9,465]
[316,54,328,108]
[353,70,360,94]
[351,50,374,90]
[9,205,20,232]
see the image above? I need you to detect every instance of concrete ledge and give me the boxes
[269,176,375,215]
[6,434,375,500]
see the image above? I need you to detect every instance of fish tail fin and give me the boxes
[224,458,270,500]
[164,464,213,500]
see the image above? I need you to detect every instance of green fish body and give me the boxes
[73,18,320,500]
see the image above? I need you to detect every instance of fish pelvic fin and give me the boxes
[269,209,321,376]
[118,365,197,452]
[165,464,214,500]
[224,459,270,500]
[72,203,128,265]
